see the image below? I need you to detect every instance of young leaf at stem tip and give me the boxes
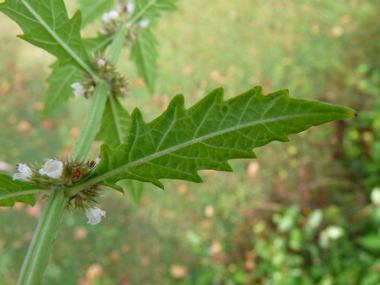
[67,86,355,196]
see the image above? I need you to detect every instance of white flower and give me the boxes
[94,157,101,168]
[127,2,135,13]
[38,159,63,179]
[139,18,150,28]
[86,207,106,225]
[71,82,86,97]
[371,187,380,205]
[119,87,127,96]
[100,28,108,35]
[13,164,32,181]
[102,10,118,23]
[323,226,344,240]
[97,59,106,67]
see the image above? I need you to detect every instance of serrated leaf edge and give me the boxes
[17,0,95,77]
[68,86,355,194]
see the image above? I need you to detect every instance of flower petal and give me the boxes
[13,173,29,181]
[86,207,106,225]
[127,2,135,13]
[17,164,32,177]
[139,19,150,28]
[39,159,63,179]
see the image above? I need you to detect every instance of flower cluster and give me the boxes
[71,55,128,99]
[100,2,150,44]
[13,157,106,225]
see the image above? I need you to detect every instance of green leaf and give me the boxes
[42,62,78,117]
[358,235,380,253]
[68,86,355,195]
[0,174,42,207]
[83,35,113,53]
[78,0,113,28]
[95,96,131,149]
[42,35,113,116]
[132,0,179,23]
[131,28,158,94]
[0,0,94,74]
[123,180,145,206]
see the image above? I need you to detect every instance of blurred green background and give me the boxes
[1,0,380,284]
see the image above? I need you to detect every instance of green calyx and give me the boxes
[78,55,128,98]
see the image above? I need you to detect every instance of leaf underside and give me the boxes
[0,0,92,72]
[82,86,355,192]
[131,28,158,94]
[0,174,36,207]
[95,96,131,149]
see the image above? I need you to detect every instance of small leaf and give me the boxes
[0,174,38,207]
[131,28,158,94]
[123,180,145,206]
[78,0,113,28]
[70,86,355,193]
[95,96,131,149]
[0,0,93,73]
[42,62,78,117]
[133,0,179,23]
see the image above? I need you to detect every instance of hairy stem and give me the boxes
[16,189,68,285]
[69,81,109,160]
[17,25,129,284]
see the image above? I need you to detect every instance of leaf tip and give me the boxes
[131,107,145,125]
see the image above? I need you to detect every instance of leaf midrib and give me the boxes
[21,0,96,77]
[71,111,338,191]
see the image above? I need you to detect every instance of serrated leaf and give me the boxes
[95,96,131,149]
[131,28,158,94]
[133,0,179,22]
[42,62,78,117]
[70,86,355,193]
[0,174,39,207]
[0,0,93,73]
[123,180,145,206]
[78,0,113,28]
[42,35,113,116]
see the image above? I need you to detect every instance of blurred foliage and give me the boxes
[0,0,379,284]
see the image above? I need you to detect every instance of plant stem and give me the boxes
[17,25,129,284]
[108,25,128,65]
[69,81,109,160]
[126,0,156,27]
[16,189,68,285]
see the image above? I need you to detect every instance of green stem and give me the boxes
[108,25,128,65]
[16,189,68,285]
[17,25,129,284]
[69,81,109,160]
[126,0,156,27]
